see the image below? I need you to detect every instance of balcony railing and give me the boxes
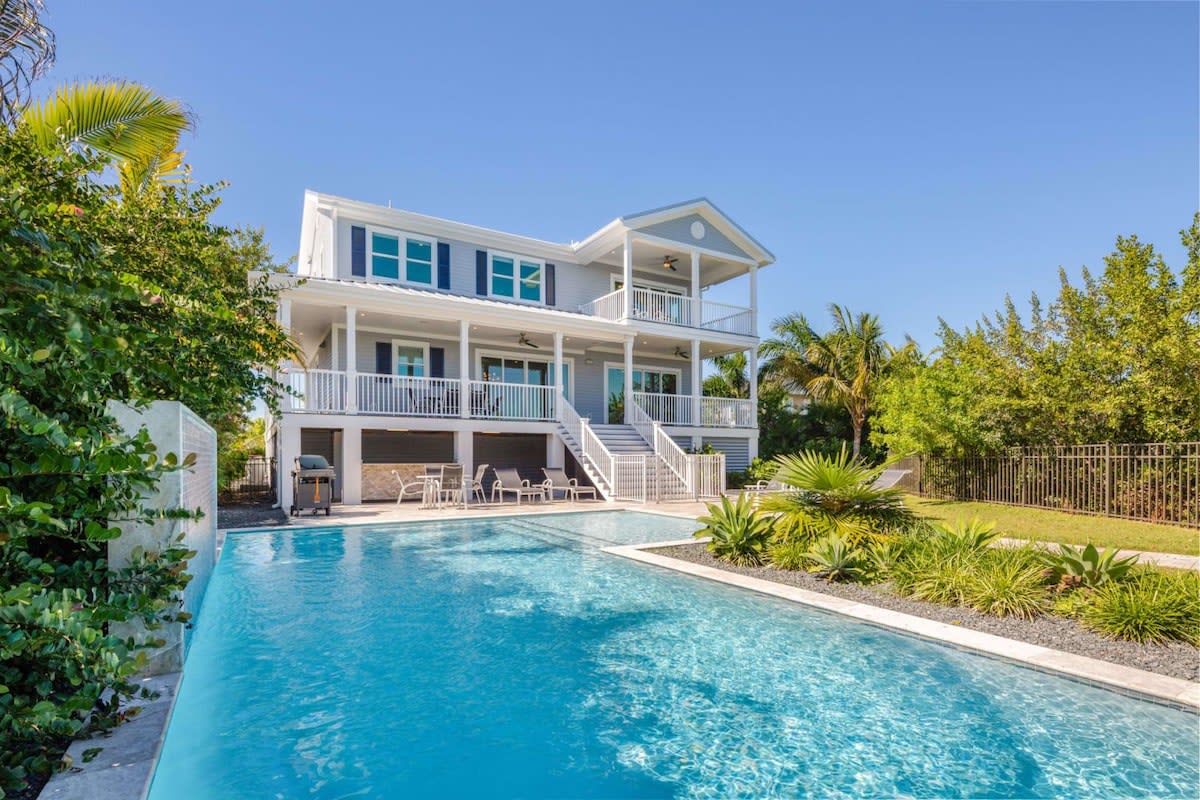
[578,287,755,336]
[287,370,557,422]
[631,391,756,428]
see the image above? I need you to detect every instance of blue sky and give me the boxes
[38,1,1198,350]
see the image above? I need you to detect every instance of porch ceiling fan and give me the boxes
[673,346,690,360]
[518,332,540,349]
[661,255,679,271]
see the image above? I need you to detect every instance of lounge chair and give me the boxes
[469,463,491,504]
[491,467,545,505]
[541,467,597,502]
[436,464,466,509]
[871,469,911,490]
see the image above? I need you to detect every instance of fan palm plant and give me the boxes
[759,447,914,546]
[19,80,193,192]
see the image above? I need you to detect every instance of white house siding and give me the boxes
[703,436,751,471]
[634,213,754,262]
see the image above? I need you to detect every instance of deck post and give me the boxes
[459,320,470,419]
[748,345,758,433]
[345,305,357,413]
[623,335,634,424]
[552,331,563,421]
[690,338,701,426]
[622,231,634,321]
[279,298,292,412]
[690,250,701,327]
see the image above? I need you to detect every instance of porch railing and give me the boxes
[632,391,693,425]
[700,396,755,428]
[357,374,461,417]
[288,369,346,413]
[631,392,755,429]
[578,286,755,336]
[467,380,556,421]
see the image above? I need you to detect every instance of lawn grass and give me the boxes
[905,496,1199,556]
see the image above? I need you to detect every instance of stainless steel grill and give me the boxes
[291,454,335,516]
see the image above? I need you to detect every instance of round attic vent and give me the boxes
[690,221,706,239]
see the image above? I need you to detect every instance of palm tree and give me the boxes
[20,81,193,192]
[762,305,892,458]
[0,0,54,122]
[702,352,749,398]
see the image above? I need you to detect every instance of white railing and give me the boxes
[629,399,698,500]
[692,454,726,498]
[611,454,649,502]
[357,374,462,417]
[632,391,693,426]
[700,397,755,428]
[467,380,556,421]
[560,399,616,497]
[288,369,346,412]
[579,286,755,336]
[577,287,625,321]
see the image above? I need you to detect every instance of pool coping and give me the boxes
[602,538,1200,711]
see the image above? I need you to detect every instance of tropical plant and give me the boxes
[767,539,812,571]
[804,534,864,582]
[893,545,976,606]
[961,548,1048,619]
[19,80,193,193]
[695,494,773,567]
[862,538,909,582]
[1041,543,1139,589]
[934,518,1001,552]
[1081,571,1200,645]
[762,306,905,457]
[0,0,53,122]
[702,352,749,398]
[759,447,915,545]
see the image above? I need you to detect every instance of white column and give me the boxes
[459,320,470,419]
[749,264,759,335]
[622,231,634,320]
[748,345,759,430]
[690,251,701,327]
[690,339,701,426]
[279,298,293,411]
[345,305,357,413]
[342,425,362,505]
[623,335,634,424]
[545,434,564,469]
[279,422,300,512]
[552,331,564,421]
[455,431,473,501]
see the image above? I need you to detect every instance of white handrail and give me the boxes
[629,398,694,499]
[577,287,625,321]
[700,396,755,428]
[288,369,346,412]
[467,380,556,421]
[357,374,461,417]
[631,391,693,426]
[560,398,618,496]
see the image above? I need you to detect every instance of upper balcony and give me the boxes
[577,287,755,337]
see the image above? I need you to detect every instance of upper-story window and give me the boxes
[370,229,434,285]
[490,252,542,303]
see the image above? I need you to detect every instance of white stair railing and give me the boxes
[560,398,633,500]
[629,399,694,499]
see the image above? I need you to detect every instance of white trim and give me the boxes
[487,250,545,306]
[475,348,575,402]
[609,273,690,295]
[629,230,758,267]
[364,224,437,287]
[390,338,430,377]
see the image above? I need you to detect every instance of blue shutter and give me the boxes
[437,242,451,290]
[544,263,556,306]
[476,250,488,295]
[351,226,366,277]
[429,347,445,378]
[375,342,391,374]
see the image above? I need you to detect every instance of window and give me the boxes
[370,229,435,285]
[606,365,680,423]
[490,252,543,303]
[393,342,427,377]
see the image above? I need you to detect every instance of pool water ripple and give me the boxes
[149,511,1199,799]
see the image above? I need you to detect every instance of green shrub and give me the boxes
[961,548,1048,619]
[933,517,1000,552]
[1081,571,1200,645]
[767,539,811,571]
[805,534,865,582]
[892,537,973,604]
[1051,590,1092,619]
[862,538,909,582]
[695,494,772,567]
[1042,543,1138,589]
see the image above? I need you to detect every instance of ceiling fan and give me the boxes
[518,333,540,349]
[673,346,690,360]
[661,255,679,271]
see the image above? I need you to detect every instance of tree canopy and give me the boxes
[873,217,1200,455]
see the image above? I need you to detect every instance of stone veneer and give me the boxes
[362,463,451,502]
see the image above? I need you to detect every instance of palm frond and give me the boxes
[0,0,54,122]
[21,80,193,165]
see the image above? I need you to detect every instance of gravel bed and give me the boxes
[217,503,288,530]
[645,542,1200,683]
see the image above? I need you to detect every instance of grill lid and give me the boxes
[297,454,331,470]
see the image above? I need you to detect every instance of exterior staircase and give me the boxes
[556,419,693,502]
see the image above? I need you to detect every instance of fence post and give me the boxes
[1104,441,1113,516]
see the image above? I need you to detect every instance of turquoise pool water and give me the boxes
[149,511,1199,799]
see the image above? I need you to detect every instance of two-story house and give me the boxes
[268,192,773,509]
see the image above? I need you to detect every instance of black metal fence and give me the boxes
[895,442,1200,528]
[222,455,276,503]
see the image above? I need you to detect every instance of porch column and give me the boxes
[623,335,634,424]
[279,298,293,411]
[454,431,473,501]
[345,306,358,413]
[459,320,470,419]
[552,331,564,421]
[279,422,300,511]
[748,345,759,430]
[622,230,634,320]
[690,339,701,426]
[690,251,701,327]
[342,424,362,505]
[749,264,759,334]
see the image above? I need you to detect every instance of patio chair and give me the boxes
[392,467,434,504]
[541,467,597,502]
[437,464,466,509]
[491,467,545,505]
[469,463,491,504]
[871,468,911,491]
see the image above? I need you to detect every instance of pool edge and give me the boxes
[603,541,1200,711]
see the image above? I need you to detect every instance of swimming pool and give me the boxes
[149,511,1199,798]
